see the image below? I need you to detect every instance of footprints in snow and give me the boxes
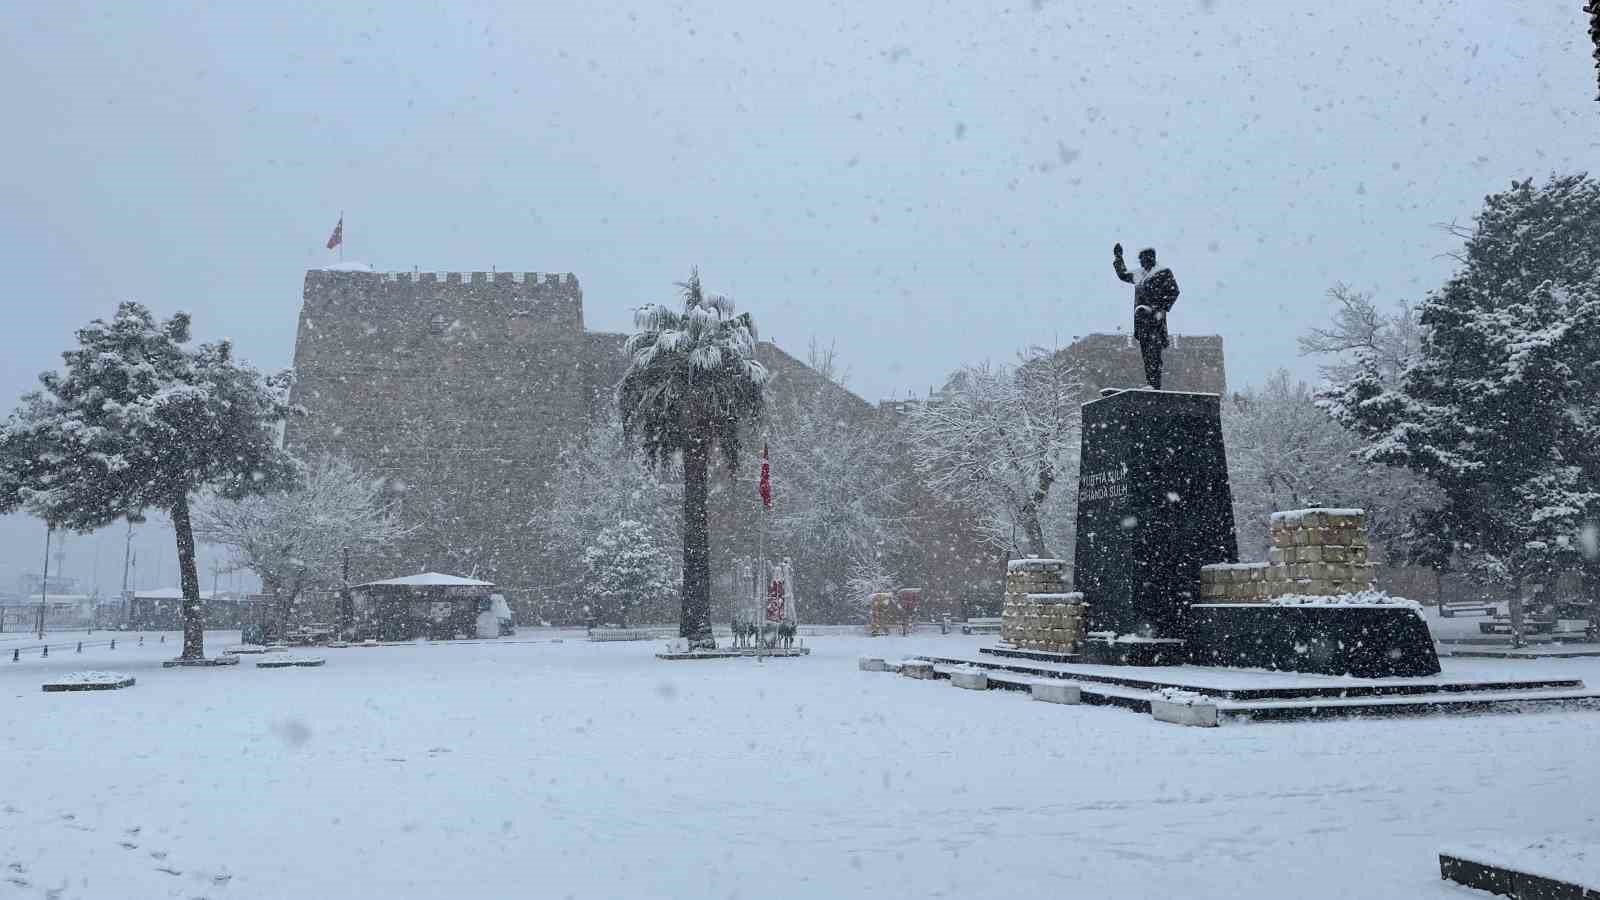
[11,808,234,889]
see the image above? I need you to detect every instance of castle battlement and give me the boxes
[310,269,576,286]
[297,267,586,346]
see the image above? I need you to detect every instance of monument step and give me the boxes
[970,648,1584,700]
[1213,686,1600,722]
[911,654,1600,720]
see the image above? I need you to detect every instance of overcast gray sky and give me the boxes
[0,0,1595,595]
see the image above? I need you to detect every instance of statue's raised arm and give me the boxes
[1112,243,1135,284]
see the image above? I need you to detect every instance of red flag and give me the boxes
[758,443,772,511]
[325,216,343,250]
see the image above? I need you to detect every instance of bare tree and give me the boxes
[906,347,1084,558]
[1298,283,1420,388]
[768,341,906,621]
[194,455,412,636]
[1223,370,1439,562]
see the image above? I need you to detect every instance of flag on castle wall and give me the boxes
[758,444,772,511]
[325,216,343,250]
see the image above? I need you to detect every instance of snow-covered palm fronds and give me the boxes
[619,269,768,472]
[617,269,769,647]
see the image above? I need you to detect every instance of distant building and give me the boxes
[127,587,220,631]
[1052,333,1226,397]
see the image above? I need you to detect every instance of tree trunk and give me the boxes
[681,436,714,649]
[170,492,206,660]
[1019,465,1054,558]
[1508,574,1525,650]
[1585,567,1600,641]
[1019,500,1048,558]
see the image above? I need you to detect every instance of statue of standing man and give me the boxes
[1112,243,1180,390]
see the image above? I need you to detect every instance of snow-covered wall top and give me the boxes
[1007,558,1067,571]
[1269,508,1366,525]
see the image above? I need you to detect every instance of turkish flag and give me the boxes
[325,216,343,250]
[758,443,771,511]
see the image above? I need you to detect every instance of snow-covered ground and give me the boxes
[3,630,1598,899]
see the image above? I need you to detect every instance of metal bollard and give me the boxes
[42,645,48,658]
[10,649,16,662]
[139,636,144,646]
[160,635,165,644]
[110,639,116,650]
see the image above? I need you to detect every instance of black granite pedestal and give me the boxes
[1188,603,1441,677]
[1073,389,1238,643]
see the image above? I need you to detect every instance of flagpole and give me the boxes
[339,210,344,262]
[758,441,768,662]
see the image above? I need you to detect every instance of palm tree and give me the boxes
[619,270,768,649]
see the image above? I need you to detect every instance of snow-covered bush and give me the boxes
[582,518,677,628]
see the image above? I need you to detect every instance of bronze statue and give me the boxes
[1112,243,1180,389]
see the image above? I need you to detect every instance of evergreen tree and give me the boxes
[618,270,767,649]
[1331,175,1600,642]
[0,303,296,659]
[581,518,677,627]
[541,410,681,623]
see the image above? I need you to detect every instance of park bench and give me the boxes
[1478,617,1557,636]
[959,617,1002,635]
[1439,600,1497,618]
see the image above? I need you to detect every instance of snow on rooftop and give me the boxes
[321,261,374,272]
[355,572,494,588]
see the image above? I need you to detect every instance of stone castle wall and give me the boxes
[285,269,612,599]
[1056,333,1226,396]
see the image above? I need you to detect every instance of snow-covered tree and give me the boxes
[844,552,896,623]
[1330,174,1600,643]
[581,518,676,627]
[194,454,411,636]
[768,343,905,622]
[1223,370,1438,560]
[0,303,296,659]
[905,347,1084,558]
[540,410,680,621]
[618,270,768,649]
